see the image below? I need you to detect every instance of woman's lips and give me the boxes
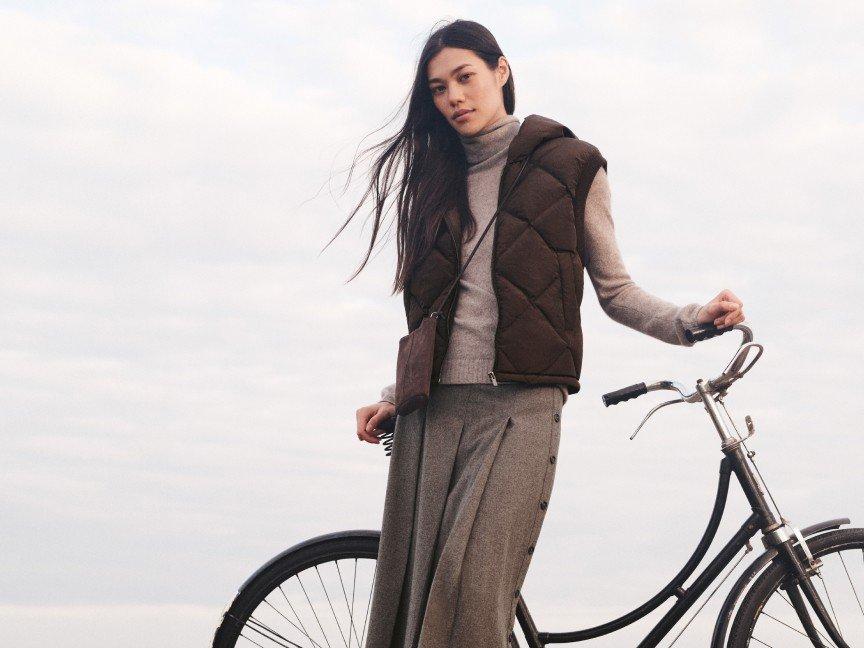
[454,110,474,122]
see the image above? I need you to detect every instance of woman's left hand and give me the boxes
[696,289,745,328]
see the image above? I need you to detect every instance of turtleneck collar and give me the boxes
[458,113,521,166]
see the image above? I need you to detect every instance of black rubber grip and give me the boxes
[377,415,396,433]
[602,382,648,407]
[375,415,397,457]
[684,322,734,344]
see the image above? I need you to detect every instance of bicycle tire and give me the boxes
[727,527,864,647]
[212,530,380,648]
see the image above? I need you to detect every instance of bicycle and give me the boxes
[211,322,862,647]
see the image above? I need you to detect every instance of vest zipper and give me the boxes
[489,160,509,388]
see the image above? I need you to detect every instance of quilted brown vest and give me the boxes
[402,114,608,395]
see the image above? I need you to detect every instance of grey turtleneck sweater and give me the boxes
[379,114,703,405]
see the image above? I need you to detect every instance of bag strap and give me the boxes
[428,150,535,318]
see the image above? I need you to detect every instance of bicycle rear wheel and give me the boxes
[212,530,380,648]
[728,527,864,647]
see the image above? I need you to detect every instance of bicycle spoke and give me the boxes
[777,590,837,647]
[746,544,864,647]
[838,552,864,615]
[314,565,349,648]
[817,571,843,637]
[278,586,324,648]
[213,534,381,648]
[753,585,816,645]
[263,598,325,648]
[239,631,268,648]
[334,560,361,647]
[750,637,774,647]
[360,560,378,647]
[247,615,306,648]
[297,573,333,648]
[761,611,814,639]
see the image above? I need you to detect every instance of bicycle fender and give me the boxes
[236,529,380,593]
[710,517,850,648]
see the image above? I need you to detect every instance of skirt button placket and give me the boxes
[506,389,561,644]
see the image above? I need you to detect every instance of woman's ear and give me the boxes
[498,56,510,86]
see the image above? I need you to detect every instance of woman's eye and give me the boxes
[430,74,471,95]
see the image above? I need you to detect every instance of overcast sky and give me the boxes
[2,2,862,647]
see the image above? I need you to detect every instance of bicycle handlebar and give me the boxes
[602,322,736,407]
[602,382,648,407]
[683,321,736,344]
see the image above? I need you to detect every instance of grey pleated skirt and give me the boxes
[364,381,564,648]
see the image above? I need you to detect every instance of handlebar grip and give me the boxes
[375,415,397,457]
[377,415,396,433]
[602,382,648,407]
[684,322,734,344]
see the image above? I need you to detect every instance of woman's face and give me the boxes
[427,47,509,136]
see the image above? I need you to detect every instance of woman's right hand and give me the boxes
[355,401,396,444]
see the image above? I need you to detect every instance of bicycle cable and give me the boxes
[718,397,787,524]
[665,395,771,646]
[666,540,754,647]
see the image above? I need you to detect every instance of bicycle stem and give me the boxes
[696,379,739,449]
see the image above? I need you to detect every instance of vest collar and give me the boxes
[443,113,575,247]
[506,113,575,163]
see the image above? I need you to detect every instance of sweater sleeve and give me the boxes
[582,167,703,346]
[379,382,397,405]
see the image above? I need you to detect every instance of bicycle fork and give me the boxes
[776,539,851,648]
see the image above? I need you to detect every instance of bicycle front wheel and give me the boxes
[728,527,864,647]
[212,530,380,648]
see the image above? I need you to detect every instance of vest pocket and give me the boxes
[557,251,576,330]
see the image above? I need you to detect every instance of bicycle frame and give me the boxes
[218,326,855,648]
[514,375,853,647]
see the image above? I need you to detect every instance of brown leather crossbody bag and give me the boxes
[393,151,535,416]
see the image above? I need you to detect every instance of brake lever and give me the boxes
[630,397,685,440]
[708,342,764,392]
[646,380,700,402]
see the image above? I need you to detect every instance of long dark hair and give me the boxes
[323,19,516,295]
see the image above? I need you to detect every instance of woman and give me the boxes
[337,19,745,648]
